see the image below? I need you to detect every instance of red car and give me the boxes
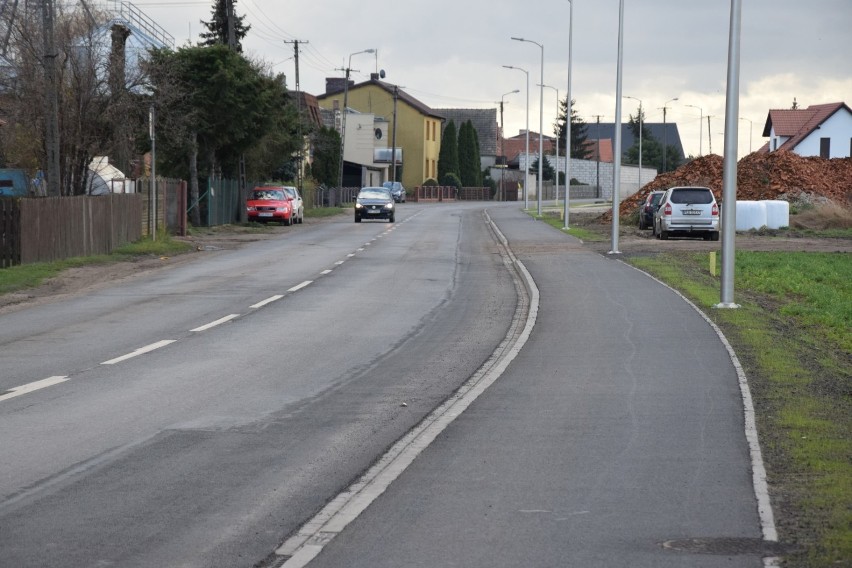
[246,187,293,225]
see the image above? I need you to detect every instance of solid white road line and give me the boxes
[275,212,539,566]
[251,295,284,309]
[320,270,333,275]
[288,281,313,292]
[0,376,69,403]
[101,340,177,365]
[190,314,240,332]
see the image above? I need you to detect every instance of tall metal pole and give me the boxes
[511,37,544,214]
[391,85,399,183]
[661,97,678,171]
[499,90,519,201]
[609,0,624,255]
[285,39,308,191]
[338,48,375,190]
[718,0,743,309]
[564,0,572,228]
[503,65,530,209]
[686,104,703,156]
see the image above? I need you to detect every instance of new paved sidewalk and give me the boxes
[306,204,768,567]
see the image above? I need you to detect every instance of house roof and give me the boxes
[436,109,499,156]
[317,77,445,121]
[762,102,851,151]
[288,91,323,127]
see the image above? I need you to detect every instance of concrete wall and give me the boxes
[517,153,658,200]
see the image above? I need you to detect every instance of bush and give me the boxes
[423,178,439,186]
[440,172,462,189]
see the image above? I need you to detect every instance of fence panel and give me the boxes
[0,198,21,268]
[18,194,142,265]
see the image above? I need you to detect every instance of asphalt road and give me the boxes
[0,202,772,567]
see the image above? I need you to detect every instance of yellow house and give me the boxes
[316,76,444,191]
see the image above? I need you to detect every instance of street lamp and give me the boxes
[564,0,573,229]
[338,48,375,189]
[739,116,753,153]
[499,89,520,200]
[538,83,559,204]
[511,36,544,216]
[503,65,530,210]
[685,104,704,157]
[660,96,678,172]
[624,95,643,191]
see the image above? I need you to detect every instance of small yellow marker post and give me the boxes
[709,251,717,277]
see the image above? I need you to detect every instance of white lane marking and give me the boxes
[320,269,333,275]
[190,314,240,332]
[357,248,365,252]
[251,295,284,309]
[334,260,345,265]
[276,212,539,566]
[0,376,69,403]
[347,253,356,258]
[102,340,177,365]
[288,281,313,292]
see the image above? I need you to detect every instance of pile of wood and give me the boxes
[619,152,852,216]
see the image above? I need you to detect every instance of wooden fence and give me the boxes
[0,194,142,267]
[413,186,493,202]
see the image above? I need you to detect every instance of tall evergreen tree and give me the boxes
[458,120,481,187]
[555,97,592,159]
[199,0,251,52]
[438,120,459,180]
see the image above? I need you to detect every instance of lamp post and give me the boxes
[338,48,375,189]
[564,0,573,229]
[685,104,703,157]
[538,83,559,204]
[499,89,519,200]
[660,96,678,172]
[503,65,530,210]
[511,36,544,216]
[624,95,643,191]
[739,116,753,153]
[609,0,625,255]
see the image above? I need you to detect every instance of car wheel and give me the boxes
[639,217,646,230]
[284,216,291,226]
[389,214,395,223]
[660,229,669,240]
[711,231,720,241]
[355,214,361,223]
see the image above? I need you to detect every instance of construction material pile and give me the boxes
[619,152,852,216]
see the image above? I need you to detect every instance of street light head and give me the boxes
[365,49,376,54]
[511,89,520,94]
[510,36,524,41]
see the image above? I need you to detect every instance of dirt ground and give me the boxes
[1,210,849,316]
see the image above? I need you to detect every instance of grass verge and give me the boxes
[528,208,608,242]
[0,234,192,295]
[627,251,850,567]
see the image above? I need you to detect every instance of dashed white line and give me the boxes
[190,314,240,332]
[101,340,177,365]
[357,248,365,252]
[288,280,313,292]
[320,269,333,275]
[251,295,284,309]
[335,260,345,265]
[0,376,69,403]
[347,253,356,257]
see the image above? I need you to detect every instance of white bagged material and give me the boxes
[736,200,767,231]
[765,200,790,229]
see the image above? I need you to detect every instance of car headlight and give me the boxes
[276,207,289,212]
[247,206,256,212]
[384,202,394,209]
[355,202,364,209]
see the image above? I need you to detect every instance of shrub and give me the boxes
[423,178,439,186]
[440,172,462,189]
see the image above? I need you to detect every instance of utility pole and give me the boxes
[225,0,248,220]
[391,85,399,183]
[285,39,308,191]
[707,116,713,155]
[592,115,602,197]
[42,0,60,196]
[226,0,235,50]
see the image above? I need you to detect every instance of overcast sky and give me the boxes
[135,0,851,158]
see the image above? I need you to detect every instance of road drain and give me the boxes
[662,537,797,556]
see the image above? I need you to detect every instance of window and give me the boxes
[820,137,830,159]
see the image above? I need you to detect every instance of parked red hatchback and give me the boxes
[246,187,293,225]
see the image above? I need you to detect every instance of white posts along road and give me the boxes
[0,203,773,567]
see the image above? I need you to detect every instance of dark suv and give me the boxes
[638,191,665,230]
[653,186,720,241]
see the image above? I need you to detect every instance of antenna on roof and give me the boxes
[792,97,798,110]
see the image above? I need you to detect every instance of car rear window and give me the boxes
[650,193,664,205]
[669,188,713,204]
